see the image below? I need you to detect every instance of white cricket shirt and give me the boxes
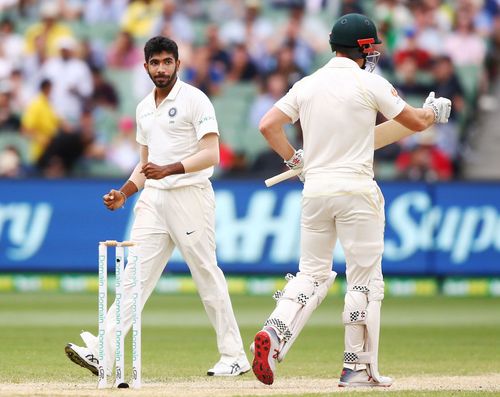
[275,57,406,192]
[136,79,219,189]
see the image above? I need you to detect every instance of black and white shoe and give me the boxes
[64,343,99,376]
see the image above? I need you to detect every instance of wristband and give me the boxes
[118,190,127,208]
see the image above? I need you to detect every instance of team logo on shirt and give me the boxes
[391,87,399,97]
[168,107,177,117]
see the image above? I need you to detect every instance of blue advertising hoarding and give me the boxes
[0,179,499,275]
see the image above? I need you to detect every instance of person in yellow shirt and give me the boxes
[121,0,162,39]
[21,79,60,161]
[24,2,73,58]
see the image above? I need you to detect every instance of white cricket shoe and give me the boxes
[65,343,99,376]
[338,367,393,387]
[65,331,109,376]
[252,328,280,385]
[207,356,251,376]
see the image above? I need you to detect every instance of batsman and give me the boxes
[251,13,452,387]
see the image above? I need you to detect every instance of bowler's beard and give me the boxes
[149,66,178,89]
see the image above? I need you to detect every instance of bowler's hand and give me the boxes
[103,189,125,211]
[141,162,169,179]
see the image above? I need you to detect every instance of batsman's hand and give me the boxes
[103,189,126,211]
[423,91,452,123]
[284,149,305,183]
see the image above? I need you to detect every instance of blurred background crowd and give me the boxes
[0,0,499,181]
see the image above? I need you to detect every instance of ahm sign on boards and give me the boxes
[0,180,499,276]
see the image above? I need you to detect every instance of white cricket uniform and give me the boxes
[275,57,405,366]
[103,79,246,370]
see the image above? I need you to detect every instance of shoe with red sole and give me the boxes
[252,329,280,385]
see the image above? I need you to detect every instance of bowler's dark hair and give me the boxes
[144,36,178,62]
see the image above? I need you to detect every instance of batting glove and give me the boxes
[423,91,452,123]
[284,149,305,182]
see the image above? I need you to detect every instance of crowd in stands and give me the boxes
[0,0,498,181]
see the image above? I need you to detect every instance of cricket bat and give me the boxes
[265,120,416,187]
[264,169,302,187]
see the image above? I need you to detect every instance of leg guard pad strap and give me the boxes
[277,271,337,362]
[344,351,373,364]
[274,273,316,306]
[348,285,369,294]
[264,318,292,342]
[343,310,368,324]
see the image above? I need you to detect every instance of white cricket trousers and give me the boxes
[103,185,246,371]
[299,179,386,366]
[299,179,385,286]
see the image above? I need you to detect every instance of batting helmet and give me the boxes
[329,13,381,72]
[329,13,381,49]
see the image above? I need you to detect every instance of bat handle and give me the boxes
[264,169,301,187]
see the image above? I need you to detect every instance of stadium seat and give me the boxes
[455,64,482,103]
[212,82,257,153]
[104,68,137,117]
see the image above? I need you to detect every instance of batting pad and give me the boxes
[277,271,337,362]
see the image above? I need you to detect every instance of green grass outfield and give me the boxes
[0,292,499,396]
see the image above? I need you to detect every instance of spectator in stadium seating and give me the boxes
[248,72,297,176]
[221,151,252,178]
[23,1,74,58]
[226,43,259,83]
[183,45,225,97]
[0,80,20,132]
[0,17,24,70]
[444,8,487,66]
[281,1,330,56]
[249,72,288,129]
[21,79,60,162]
[37,108,103,178]
[58,0,84,20]
[152,0,194,44]
[90,66,119,110]
[396,129,453,182]
[220,0,275,71]
[41,36,94,124]
[411,2,446,56]
[208,0,245,24]
[178,0,207,20]
[106,31,142,69]
[7,69,30,115]
[278,14,315,73]
[0,145,25,178]
[121,0,162,39]
[393,57,431,98]
[485,15,500,83]
[218,140,236,172]
[431,55,466,161]
[393,28,432,70]
[205,24,231,75]
[269,43,305,88]
[336,0,365,15]
[106,115,140,174]
[80,37,107,70]
[22,33,49,97]
[84,0,127,24]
